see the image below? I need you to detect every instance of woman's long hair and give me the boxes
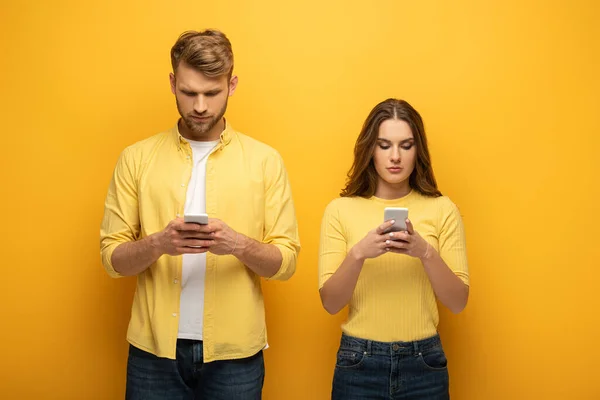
[341,99,442,198]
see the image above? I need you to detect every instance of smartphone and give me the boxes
[183,213,209,225]
[383,207,408,232]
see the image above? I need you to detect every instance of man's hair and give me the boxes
[170,29,234,78]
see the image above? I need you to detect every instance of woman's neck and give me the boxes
[374,179,411,199]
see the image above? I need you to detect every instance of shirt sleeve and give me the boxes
[262,151,301,281]
[437,198,470,286]
[318,201,347,289]
[99,147,140,278]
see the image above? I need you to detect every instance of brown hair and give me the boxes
[170,29,234,77]
[341,98,442,198]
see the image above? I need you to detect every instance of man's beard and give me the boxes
[177,98,228,137]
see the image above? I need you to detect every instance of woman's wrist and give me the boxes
[419,241,433,261]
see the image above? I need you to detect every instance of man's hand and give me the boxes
[155,218,216,255]
[195,218,239,255]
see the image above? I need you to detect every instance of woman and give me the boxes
[318,98,469,399]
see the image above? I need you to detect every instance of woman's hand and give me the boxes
[383,219,430,259]
[351,220,396,260]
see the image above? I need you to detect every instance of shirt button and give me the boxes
[186,156,190,159]
[172,313,177,317]
[174,279,179,284]
[181,183,185,187]
[176,213,180,217]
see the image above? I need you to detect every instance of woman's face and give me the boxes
[373,119,417,193]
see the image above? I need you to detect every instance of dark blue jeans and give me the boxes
[126,340,265,400]
[332,333,450,400]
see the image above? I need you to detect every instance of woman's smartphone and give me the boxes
[184,213,209,225]
[383,207,408,232]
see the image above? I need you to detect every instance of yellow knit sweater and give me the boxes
[319,190,469,342]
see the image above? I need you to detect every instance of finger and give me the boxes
[177,222,204,232]
[385,239,407,249]
[197,223,216,233]
[178,246,209,254]
[198,219,225,234]
[182,232,214,240]
[405,219,414,235]
[170,218,186,231]
[374,242,388,255]
[183,239,215,247]
[387,231,410,243]
[381,243,390,254]
[377,220,396,234]
[206,218,225,229]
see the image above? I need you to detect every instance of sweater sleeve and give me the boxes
[437,197,470,286]
[318,200,348,289]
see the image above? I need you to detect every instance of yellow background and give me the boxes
[1,0,599,399]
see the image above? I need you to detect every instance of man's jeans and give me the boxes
[126,339,264,400]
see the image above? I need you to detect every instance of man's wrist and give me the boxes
[149,232,165,257]
[231,232,249,258]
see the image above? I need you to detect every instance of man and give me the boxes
[100,29,300,399]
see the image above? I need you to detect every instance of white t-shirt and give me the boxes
[177,139,219,340]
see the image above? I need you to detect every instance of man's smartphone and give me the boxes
[183,214,208,248]
[184,213,209,225]
[383,207,409,232]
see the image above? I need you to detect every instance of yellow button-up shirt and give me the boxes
[100,121,300,362]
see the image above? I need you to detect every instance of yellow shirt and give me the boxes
[318,191,469,342]
[100,122,300,362]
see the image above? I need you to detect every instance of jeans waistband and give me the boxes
[339,333,442,356]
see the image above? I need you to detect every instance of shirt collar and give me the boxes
[172,118,234,150]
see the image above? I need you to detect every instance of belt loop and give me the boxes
[413,340,419,355]
[366,340,372,356]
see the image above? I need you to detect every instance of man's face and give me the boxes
[170,61,237,140]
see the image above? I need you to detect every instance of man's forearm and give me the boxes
[233,234,282,278]
[111,233,163,276]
